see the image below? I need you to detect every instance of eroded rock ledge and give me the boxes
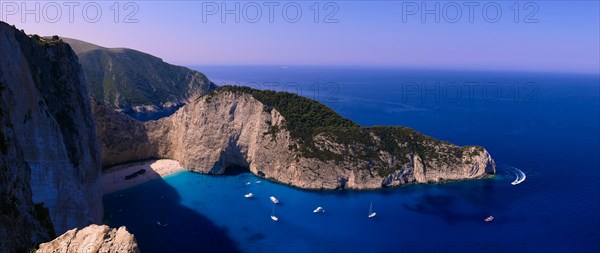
[37,225,139,253]
[95,86,496,190]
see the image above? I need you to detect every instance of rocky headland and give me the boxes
[96,86,496,190]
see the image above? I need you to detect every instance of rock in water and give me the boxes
[37,225,140,253]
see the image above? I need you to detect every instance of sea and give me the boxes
[104,66,600,253]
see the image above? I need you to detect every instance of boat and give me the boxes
[485,216,494,222]
[156,221,168,227]
[313,206,324,213]
[244,193,254,198]
[270,196,279,204]
[511,167,526,185]
[271,206,279,221]
[246,182,252,185]
[368,202,377,218]
[255,180,262,184]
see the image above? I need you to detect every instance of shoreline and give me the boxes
[101,159,497,194]
[101,159,185,194]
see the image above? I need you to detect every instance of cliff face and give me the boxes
[37,225,139,253]
[0,22,102,251]
[97,87,495,190]
[0,93,51,252]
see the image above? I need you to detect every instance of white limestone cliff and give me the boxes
[0,22,102,251]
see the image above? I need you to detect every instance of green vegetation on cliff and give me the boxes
[210,86,358,152]
[323,127,482,176]
[61,38,215,110]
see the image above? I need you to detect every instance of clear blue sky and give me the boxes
[2,1,598,74]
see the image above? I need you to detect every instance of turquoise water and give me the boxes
[104,67,600,252]
[105,170,518,253]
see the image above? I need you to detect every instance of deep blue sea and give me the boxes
[104,66,600,253]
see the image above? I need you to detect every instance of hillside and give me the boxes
[61,38,216,115]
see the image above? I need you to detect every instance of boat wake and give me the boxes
[500,165,526,185]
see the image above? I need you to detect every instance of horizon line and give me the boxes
[185,64,600,76]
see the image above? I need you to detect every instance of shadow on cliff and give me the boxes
[103,175,241,253]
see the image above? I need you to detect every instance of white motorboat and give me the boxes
[271,206,278,221]
[313,206,325,213]
[270,196,279,204]
[244,193,254,198]
[368,202,376,218]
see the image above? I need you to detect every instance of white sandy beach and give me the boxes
[101,159,185,194]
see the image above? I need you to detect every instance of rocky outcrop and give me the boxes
[38,225,139,253]
[0,22,102,251]
[97,87,495,190]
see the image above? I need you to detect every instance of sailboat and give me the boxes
[368,202,377,218]
[271,206,279,221]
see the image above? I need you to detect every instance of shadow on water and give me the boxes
[103,175,241,253]
[401,179,501,224]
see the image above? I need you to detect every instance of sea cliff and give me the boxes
[0,22,102,252]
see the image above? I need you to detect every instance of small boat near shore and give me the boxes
[313,206,325,213]
[270,196,279,204]
[244,193,254,198]
[255,180,262,184]
[271,206,278,221]
[368,202,376,218]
